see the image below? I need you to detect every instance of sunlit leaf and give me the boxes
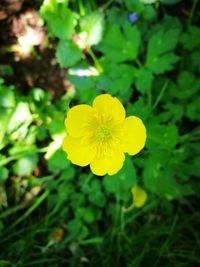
[80,11,105,46]
[13,154,38,176]
[40,0,75,39]
[7,102,32,140]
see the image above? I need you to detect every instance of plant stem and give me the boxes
[147,86,152,109]
[6,190,49,231]
[0,202,27,219]
[122,203,135,213]
[135,59,142,68]
[89,0,96,10]
[100,0,114,10]
[78,0,85,16]
[152,80,169,110]
[187,0,199,27]
[87,47,103,74]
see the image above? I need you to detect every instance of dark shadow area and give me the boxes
[0,0,70,97]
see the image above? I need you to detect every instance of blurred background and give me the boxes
[0,0,200,266]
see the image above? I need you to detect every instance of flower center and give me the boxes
[97,127,111,141]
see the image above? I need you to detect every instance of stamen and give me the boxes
[97,127,111,141]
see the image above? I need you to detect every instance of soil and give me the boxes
[0,0,70,98]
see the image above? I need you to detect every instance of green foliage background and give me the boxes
[0,0,200,266]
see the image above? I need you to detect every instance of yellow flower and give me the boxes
[62,94,146,176]
[131,185,147,208]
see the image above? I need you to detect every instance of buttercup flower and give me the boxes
[62,94,146,176]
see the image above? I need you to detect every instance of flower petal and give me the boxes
[90,142,125,176]
[93,94,125,124]
[62,135,96,166]
[65,104,95,138]
[131,185,147,208]
[122,116,146,155]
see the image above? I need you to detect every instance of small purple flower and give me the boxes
[128,13,138,23]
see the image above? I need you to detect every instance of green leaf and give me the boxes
[143,152,193,199]
[135,68,153,93]
[89,190,106,207]
[56,40,82,68]
[71,192,85,207]
[0,221,4,232]
[37,124,47,141]
[87,180,106,207]
[125,0,156,20]
[160,102,184,123]
[7,102,32,140]
[79,237,103,245]
[181,26,200,50]
[47,149,68,173]
[67,219,89,239]
[160,0,181,4]
[57,181,74,202]
[140,0,157,3]
[58,166,75,182]
[186,96,200,121]
[103,156,136,200]
[0,64,13,77]
[68,73,99,102]
[81,176,97,194]
[143,5,156,20]
[80,11,105,46]
[147,122,179,151]
[127,98,149,121]
[191,50,200,72]
[25,125,37,145]
[0,186,7,207]
[0,86,15,148]
[165,72,200,121]
[69,75,96,90]
[143,157,181,198]
[150,53,179,74]
[107,7,128,25]
[76,207,95,223]
[97,62,135,100]
[0,167,9,182]
[40,0,75,39]
[0,85,15,108]
[176,71,200,99]
[146,28,180,73]
[143,155,164,193]
[78,88,100,104]
[29,88,50,106]
[125,0,144,12]
[48,112,65,138]
[9,143,38,157]
[98,22,140,63]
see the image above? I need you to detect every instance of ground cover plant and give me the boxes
[0,0,200,266]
